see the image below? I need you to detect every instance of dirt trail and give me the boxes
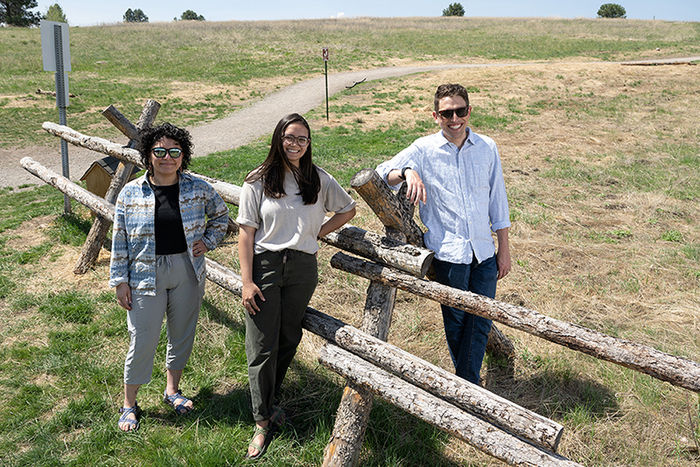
[2,57,698,189]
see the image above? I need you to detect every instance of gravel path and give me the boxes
[1,64,482,189]
[3,58,698,189]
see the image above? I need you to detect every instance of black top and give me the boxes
[150,180,188,255]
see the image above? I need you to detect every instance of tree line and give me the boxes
[0,0,206,26]
[441,2,626,19]
[0,1,631,28]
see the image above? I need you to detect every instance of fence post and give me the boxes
[73,100,159,274]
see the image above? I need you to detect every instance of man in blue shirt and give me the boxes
[376,83,511,385]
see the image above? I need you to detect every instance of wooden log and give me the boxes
[72,199,115,273]
[205,258,243,295]
[487,324,516,362]
[21,157,115,220]
[331,252,700,393]
[74,100,160,274]
[37,88,75,98]
[42,121,247,208]
[322,225,433,278]
[319,344,583,467]
[101,104,139,140]
[354,169,516,368]
[350,168,424,246]
[41,122,243,227]
[42,122,143,166]
[302,307,563,452]
[193,172,242,206]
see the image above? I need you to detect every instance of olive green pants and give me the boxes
[245,249,318,422]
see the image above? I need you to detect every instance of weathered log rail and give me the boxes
[331,252,700,393]
[319,344,581,467]
[205,259,572,461]
[41,122,434,277]
[73,101,160,274]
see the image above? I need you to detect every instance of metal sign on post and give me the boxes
[41,20,72,213]
[322,47,329,121]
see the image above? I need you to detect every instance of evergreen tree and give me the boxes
[123,8,148,23]
[0,0,42,27]
[44,3,67,23]
[442,2,465,17]
[597,3,626,18]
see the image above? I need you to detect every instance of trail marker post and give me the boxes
[41,20,72,213]
[323,47,330,121]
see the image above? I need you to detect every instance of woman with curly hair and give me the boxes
[110,123,229,432]
[237,113,356,459]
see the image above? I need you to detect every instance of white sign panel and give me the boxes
[41,20,71,72]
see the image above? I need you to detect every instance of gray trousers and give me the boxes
[124,252,204,385]
[245,249,318,421]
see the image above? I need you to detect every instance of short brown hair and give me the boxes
[434,83,470,111]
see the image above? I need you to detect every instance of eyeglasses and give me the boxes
[152,147,183,159]
[282,135,311,147]
[437,107,469,120]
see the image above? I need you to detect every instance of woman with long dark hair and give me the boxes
[237,113,356,459]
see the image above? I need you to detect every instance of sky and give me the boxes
[34,0,700,26]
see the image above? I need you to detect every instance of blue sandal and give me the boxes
[118,402,141,432]
[163,389,193,415]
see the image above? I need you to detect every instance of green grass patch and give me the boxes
[0,186,65,233]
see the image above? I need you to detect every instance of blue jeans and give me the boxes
[432,255,497,385]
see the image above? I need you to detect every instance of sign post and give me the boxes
[41,20,72,213]
[322,47,329,121]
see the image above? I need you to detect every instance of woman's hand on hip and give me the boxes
[116,282,132,311]
[192,240,209,257]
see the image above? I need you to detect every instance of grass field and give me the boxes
[1,16,700,467]
[2,17,699,148]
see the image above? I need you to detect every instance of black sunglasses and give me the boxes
[152,147,183,159]
[437,107,469,120]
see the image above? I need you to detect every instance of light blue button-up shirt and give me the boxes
[376,129,510,265]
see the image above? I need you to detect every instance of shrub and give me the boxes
[43,3,67,23]
[0,0,42,26]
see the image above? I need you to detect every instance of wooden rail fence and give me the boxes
[20,113,700,466]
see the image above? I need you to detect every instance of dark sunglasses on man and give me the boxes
[438,107,470,120]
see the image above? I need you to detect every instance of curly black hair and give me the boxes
[138,123,194,174]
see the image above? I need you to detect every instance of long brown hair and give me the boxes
[245,113,321,205]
